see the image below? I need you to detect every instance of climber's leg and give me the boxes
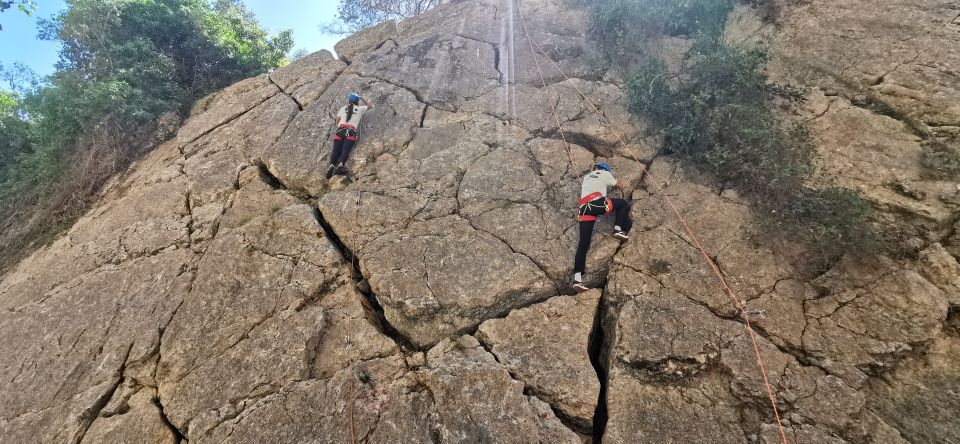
[610,198,632,241]
[330,138,345,166]
[573,219,595,292]
[334,136,356,175]
[335,136,357,165]
[328,137,345,179]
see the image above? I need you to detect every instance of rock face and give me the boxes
[1,0,958,442]
[752,0,960,241]
[477,291,602,429]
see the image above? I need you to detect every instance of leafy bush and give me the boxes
[0,90,36,170]
[582,0,879,257]
[629,44,814,196]
[768,187,878,260]
[584,0,734,56]
[627,41,877,256]
[0,0,294,271]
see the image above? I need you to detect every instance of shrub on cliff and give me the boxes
[582,0,878,258]
[584,0,733,56]
[629,41,876,259]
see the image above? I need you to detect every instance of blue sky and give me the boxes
[0,0,343,78]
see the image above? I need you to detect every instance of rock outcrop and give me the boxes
[1,0,957,442]
[477,291,602,429]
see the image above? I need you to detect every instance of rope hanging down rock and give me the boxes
[515,3,789,443]
[516,7,583,182]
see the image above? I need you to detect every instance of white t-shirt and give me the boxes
[336,104,369,128]
[580,169,617,199]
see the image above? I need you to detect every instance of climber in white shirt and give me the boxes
[328,92,374,179]
[573,162,632,292]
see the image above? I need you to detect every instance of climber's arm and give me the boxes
[607,171,623,191]
[361,96,375,110]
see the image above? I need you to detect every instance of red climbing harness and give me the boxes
[578,192,613,222]
[332,124,359,142]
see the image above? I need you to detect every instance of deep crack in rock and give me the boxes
[154,396,187,443]
[589,288,611,441]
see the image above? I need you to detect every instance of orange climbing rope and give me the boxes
[349,370,356,443]
[515,5,789,444]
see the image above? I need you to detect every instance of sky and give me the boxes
[0,0,343,79]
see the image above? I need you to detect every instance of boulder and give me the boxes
[0,250,193,442]
[420,336,581,443]
[334,20,398,63]
[802,95,957,239]
[604,367,747,443]
[769,0,960,131]
[476,291,601,428]
[803,256,949,372]
[203,336,582,443]
[918,242,960,300]
[359,215,556,347]
[268,50,346,107]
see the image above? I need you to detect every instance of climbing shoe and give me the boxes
[613,231,629,241]
[573,273,589,293]
[335,164,349,176]
[325,164,336,179]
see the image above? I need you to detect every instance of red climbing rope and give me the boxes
[516,8,582,182]
[516,5,789,444]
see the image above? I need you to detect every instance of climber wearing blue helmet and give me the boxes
[328,92,375,179]
[572,162,632,292]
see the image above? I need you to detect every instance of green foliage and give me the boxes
[290,48,311,61]
[323,0,445,34]
[0,0,37,30]
[48,0,292,99]
[3,0,292,197]
[356,367,372,384]
[0,0,294,271]
[0,90,35,171]
[770,187,876,252]
[584,0,734,55]
[0,0,35,13]
[629,45,815,196]
[742,0,781,22]
[611,3,877,257]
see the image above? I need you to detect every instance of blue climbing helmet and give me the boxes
[347,93,361,104]
[595,162,612,173]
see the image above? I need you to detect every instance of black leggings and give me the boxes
[574,197,631,274]
[330,138,355,166]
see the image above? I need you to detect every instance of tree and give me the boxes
[290,48,311,61]
[324,0,446,34]
[0,0,294,271]
[0,91,35,171]
[0,0,37,30]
